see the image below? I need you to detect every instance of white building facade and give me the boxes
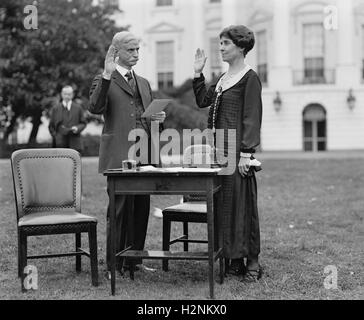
[110,0,364,151]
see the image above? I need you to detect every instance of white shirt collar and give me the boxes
[116,64,133,81]
[63,101,71,111]
[215,64,252,92]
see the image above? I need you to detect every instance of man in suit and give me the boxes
[89,31,166,275]
[48,86,86,152]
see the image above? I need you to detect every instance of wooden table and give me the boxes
[103,167,224,299]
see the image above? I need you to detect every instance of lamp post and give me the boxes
[273,91,282,112]
[347,89,356,110]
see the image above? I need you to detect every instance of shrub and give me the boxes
[0,135,100,158]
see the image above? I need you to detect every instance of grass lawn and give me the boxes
[0,156,363,300]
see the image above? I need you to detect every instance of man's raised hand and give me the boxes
[103,45,118,78]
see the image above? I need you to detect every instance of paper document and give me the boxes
[136,166,221,173]
[250,159,261,166]
[162,167,221,173]
[137,165,161,172]
[141,99,172,118]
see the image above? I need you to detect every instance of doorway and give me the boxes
[303,104,327,151]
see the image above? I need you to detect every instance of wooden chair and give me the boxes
[162,194,208,271]
[162,144,212,271]
[11,148,98,290]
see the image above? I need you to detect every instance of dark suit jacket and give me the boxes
[89,70,159,173]
[48,101,86,151]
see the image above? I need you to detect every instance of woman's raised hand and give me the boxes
[194,48,207,74]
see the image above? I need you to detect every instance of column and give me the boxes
[192,0,205,69]
[270,0,292,88]
[222,0,238,28]
[336,0,356,86]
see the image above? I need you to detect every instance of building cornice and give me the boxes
[145,21,183,34]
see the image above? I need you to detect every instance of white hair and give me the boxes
[62,85,74,92]
[112,31,140,49]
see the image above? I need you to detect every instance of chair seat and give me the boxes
[18,211,97,227]
[162,202,206,214]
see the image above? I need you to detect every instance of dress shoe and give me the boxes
[123,264,156,273]
[104,269,129,279]
[104,270,111,280]
[139,264,157,272]
[225,259,246,276]
[240,265,263,283]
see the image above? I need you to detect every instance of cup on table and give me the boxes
[122,159,137,171]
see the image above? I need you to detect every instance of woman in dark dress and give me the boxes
[192,25,263,281]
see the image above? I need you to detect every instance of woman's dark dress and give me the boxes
[193,69,262,259]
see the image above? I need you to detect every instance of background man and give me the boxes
[48,85,86,152]
[89,31,166,275]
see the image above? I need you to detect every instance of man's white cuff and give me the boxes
[102,71,111,80]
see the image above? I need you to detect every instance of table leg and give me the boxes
[216,190,224,284]
[128,198,135,280]
[206,180,215,299]
[109,178,116,295]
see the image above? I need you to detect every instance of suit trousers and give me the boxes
[106,185,150,271]
[55,134,70,148]
[55,133,83,153]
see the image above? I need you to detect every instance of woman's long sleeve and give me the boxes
[241,73,263,153]
[192,74,216,109]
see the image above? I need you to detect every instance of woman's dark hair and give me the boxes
[219,25,255,57]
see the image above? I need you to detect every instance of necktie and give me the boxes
[125,71,136,94]
[64,101,70,111]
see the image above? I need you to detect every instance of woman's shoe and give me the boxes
[241,265,263,283]
[225,259,246,276]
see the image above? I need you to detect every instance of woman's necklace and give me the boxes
[212,65,245,132]
[211,86,222,134]
[221,69,243,87]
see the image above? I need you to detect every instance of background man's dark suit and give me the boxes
[48,101,86,152]
[89,70,156,271]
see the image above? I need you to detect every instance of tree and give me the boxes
[155,78,209,132]
[0,0,124,144]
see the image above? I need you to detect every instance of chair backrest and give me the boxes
[182,144,213,168]
[11,148,82,220]
[181,144,212,202]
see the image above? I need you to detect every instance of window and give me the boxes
[303,23,324,84]
[256,30,268,85]
[156,0,172,6]
[303,104,327,152]
[304,57,324,82]
[210,38,222,80]
[156,41,174,90]
[157,73,173,90]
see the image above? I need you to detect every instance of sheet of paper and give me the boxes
[250,159,261,166]
[141,99,172,118]
[106,166,222,173]
[137,165,161,172]
[162,167,221,173]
